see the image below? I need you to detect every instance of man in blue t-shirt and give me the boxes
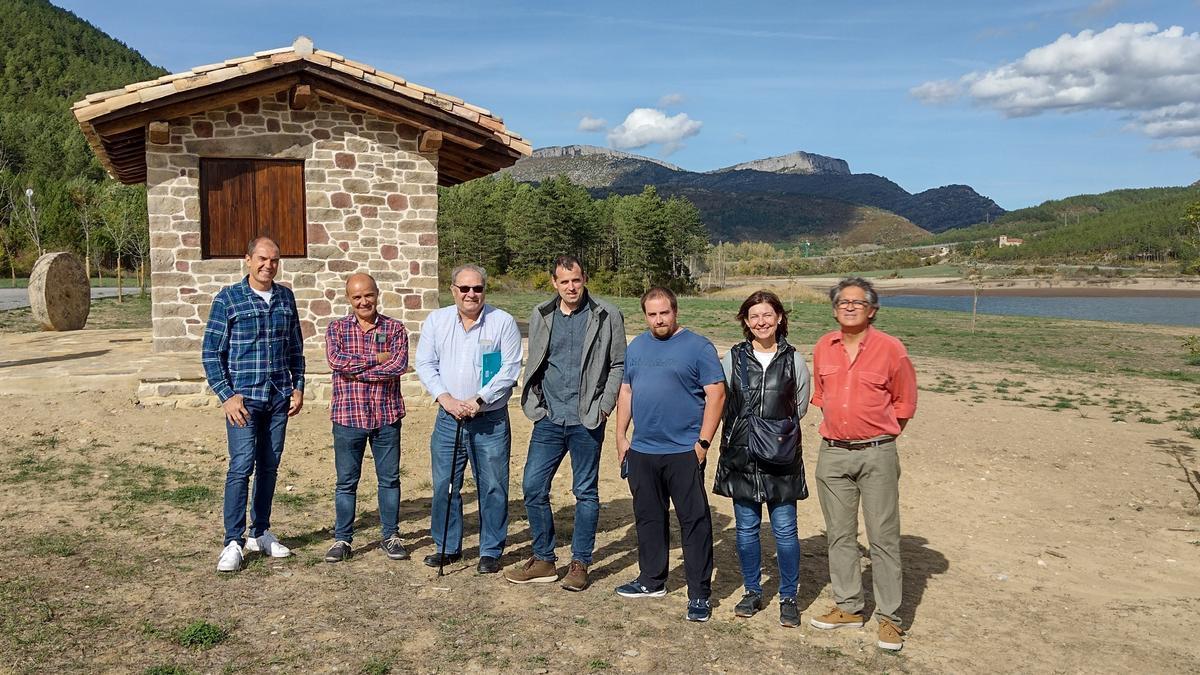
[614,286,726,622]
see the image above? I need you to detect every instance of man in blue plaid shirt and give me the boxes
[202,236,306,573]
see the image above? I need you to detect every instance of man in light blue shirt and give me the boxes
[415,264,522,574]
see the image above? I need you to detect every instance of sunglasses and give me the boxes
[454,284,485,294]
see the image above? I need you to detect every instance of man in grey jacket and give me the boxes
[505,255,626,591]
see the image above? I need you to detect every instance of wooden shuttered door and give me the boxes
[200,158,307,258]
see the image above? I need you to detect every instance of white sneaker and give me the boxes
[216,541,243,572]
[244,531,291,558]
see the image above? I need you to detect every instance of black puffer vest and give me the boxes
[714,339,808,503]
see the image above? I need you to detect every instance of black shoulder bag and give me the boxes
[739,348,801,468]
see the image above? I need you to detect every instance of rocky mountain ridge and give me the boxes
[711,150,850,176]
[506,145,1005,237]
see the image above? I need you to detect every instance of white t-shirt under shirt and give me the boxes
[250,286,273,305]
[753,349,775,370]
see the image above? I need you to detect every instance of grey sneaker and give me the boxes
[734,592,763,618]
[615,580,667,598]
[324,540,352,563]
[779,597,800,627]
[686,598,712,622]
[381,535,409,560]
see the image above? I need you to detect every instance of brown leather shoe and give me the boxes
[808,606,866,630]
[503,556,558,584]
[561,560,589,591]
[877,618,905,650]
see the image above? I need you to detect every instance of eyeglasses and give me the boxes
[835,299,872,310]
[454,284,485,294]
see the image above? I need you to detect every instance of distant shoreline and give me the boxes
[876,285,1200,298]
[778,275,1200,299]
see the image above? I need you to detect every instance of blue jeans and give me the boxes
[733,498,800,598]
[522,418,605,565]
[430,407,511,558]
[332,420,402,544]
[223,390,290,546]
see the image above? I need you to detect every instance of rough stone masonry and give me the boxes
[146,91,439,353]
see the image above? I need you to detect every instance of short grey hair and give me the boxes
[450,263,488,287]
[246,236,280,256]
[829,277,880,323]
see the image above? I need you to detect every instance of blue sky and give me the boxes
[55,1,1200,210]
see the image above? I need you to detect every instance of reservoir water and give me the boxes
[879,294,1200,327]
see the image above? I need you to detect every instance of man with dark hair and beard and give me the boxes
[613,286,725,622]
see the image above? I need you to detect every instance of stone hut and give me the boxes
[72,37,530,353]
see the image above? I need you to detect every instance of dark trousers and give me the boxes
[627,449,713,600]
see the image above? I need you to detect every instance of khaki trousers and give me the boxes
[815,439,902,626]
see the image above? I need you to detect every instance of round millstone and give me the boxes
[28,252,91,331]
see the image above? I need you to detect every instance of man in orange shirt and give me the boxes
[808,277,917,651]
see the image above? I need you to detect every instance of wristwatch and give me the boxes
[697,438,711,450]
[475,396,486,408]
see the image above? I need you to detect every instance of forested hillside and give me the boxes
[0,0,163,281]
[928,186,1200,271]
[438,174,709,293]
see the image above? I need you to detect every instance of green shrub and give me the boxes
[177,620,227,649]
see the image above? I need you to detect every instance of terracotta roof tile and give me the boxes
[329,60,364,78]
[72,37,530,184]
[239,59,276,75]
[254,46,294,57]
[137,83,178,103]
[301,52,333,67]
[363,73,395,90]
[340,57,376,75]
[374,69,407,86]
[313,48,345,62]
[190,61,228,74]
[85,87,126,103]
[393,83,425,100]
[461,101,492,117]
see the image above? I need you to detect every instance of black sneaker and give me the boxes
[423,552,462,568]
[381,535,409,560]
[615,580,667,598]
[779,597,800,627]
[324,540,352,563]
[734,591,763,618]
[687,598,712,622]
[476,556,501,574]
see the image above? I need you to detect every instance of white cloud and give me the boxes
[909,79,961,104]
[577,115,607,132]
[607,108,702,155]
[658,93,685,107]
[913,22,1200,154]
[732,132,748,144]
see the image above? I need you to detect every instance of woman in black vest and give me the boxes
[714,290,811,627]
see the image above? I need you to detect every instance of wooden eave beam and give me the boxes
[434,158,481,184]
[289,84,313,110]
[436,151,504,181]
[418,129,443,153]
[148,121,170,144]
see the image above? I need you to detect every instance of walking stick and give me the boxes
[438,417,465,577]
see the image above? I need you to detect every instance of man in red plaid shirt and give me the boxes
[323,273,411,563]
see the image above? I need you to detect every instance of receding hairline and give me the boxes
[345,273,378,293]
[246,236,280,257]
[451,264,487,286]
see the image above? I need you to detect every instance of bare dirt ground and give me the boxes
[1,329,1198,673]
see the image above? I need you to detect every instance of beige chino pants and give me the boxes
[815,439,902,626]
